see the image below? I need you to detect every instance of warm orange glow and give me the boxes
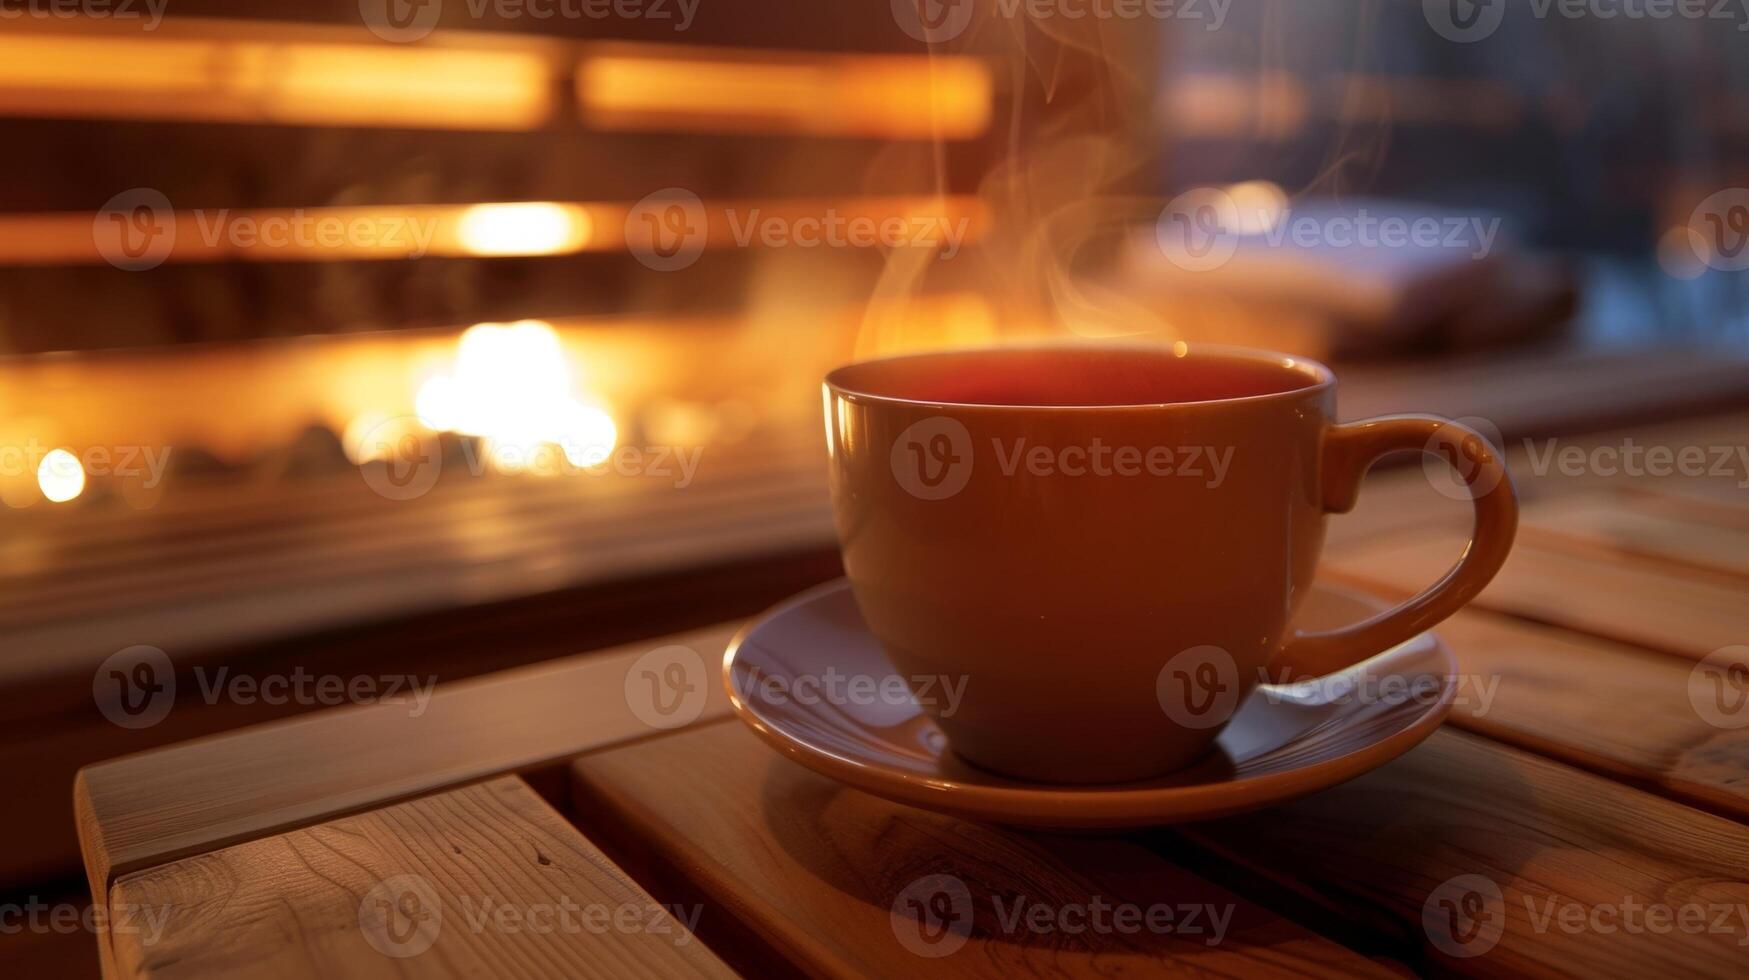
[580,46,992,139]
[0,20,555,130]
[410,321,619,474]
[455,204,593,257]
[37,448,85,503]
[0,198,983,266]
[0,19,991,138]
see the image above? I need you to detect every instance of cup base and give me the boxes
[944,732,1219,786]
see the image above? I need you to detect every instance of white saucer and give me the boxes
[724,579,1456,829]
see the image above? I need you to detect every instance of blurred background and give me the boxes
[2,0,1747,971]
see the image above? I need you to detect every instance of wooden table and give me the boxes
[74,408,1749,978]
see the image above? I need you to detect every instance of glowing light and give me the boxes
[557,403,619,468]
[419,321,619,474]
[0,23,554,130]
[581,47,991,139]
[414,376,461,432]
[1223,181,1288,236]
[37,448,85,503]
[456,203,592,257]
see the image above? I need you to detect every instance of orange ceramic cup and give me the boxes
[824,343,1516,784]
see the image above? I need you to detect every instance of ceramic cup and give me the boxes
[823,343,1517,784]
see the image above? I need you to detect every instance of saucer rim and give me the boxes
[722,578,1456,828]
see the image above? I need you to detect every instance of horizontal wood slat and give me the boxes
[76,623,740,901]
[1170,729,1749,978]
[107,777,736,979]
[570,722,1399,979]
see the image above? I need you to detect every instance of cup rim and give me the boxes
[824,341,1335,412]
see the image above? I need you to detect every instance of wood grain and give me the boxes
[570,721,1400,979]
[1326,528,1747,662]
[1517,492,1749,581]
[108,777,735,979]
[1170,729,1749,978]
[0,439,832,683]
[76,623,740,910]
[1352,604,1749,820]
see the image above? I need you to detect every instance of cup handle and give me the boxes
[1268,415,1518,683]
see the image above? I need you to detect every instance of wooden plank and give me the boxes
[1171,729,1749,977]
[1325,528,1746,662]
[1518,492,1749,581]
[108,777,736,979]
[1359,604,1749,820]
[569,722,1400,978]
[75,624,740,903]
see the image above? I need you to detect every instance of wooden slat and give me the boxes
[75,623,740,903]
[1517,492,1749,580]
[108,777,735,979]
[1171,729,1749,977]
[1326,528,1746,662]
[1355,603,1749,819]
[570,722,1400,978]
